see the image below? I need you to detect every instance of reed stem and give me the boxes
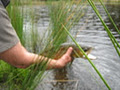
[63,25,111,90]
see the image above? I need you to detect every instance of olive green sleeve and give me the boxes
[0,1,19,53]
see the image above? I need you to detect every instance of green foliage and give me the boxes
[21,1,86,89]
[43,0,85,58]
[7,0,24,45]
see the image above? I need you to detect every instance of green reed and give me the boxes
[99,0,120,35]
[42,0,86,59]
[87,0,120,57]
[7,0,24,45]
[21,0,87,89]
[22,1,86,89]
[63,25,111,90]
[20,2,49,89]
[2,0,37,89]
[1,0,27,89]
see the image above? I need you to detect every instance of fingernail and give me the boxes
[69,47,73,50]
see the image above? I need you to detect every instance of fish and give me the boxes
[40,44,97,60]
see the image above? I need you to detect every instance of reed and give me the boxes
[87,0,120,57]
[7,0,24,45]
[4,0,48,89]
[63,25,111,90]
[20,2,49,89]
[1,0,33,89]
[42,0,86,58]
[19,0,88,89]
[21,1,86,89]
[0,0,27,89]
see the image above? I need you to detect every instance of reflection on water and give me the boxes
[24,4,120,90]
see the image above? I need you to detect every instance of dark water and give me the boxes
[24,4,120,90]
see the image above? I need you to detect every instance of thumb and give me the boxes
[65,47,73,56]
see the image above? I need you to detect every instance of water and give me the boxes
[24,4,120,90]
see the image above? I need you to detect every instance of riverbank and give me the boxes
[18,1,120,6]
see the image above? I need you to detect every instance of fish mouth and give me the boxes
[83,54,97,60]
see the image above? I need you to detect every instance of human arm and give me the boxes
[0,1,73,69]
[0,42,73,69]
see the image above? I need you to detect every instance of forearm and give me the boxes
[0,43,56,69]
[0,42,72,69]
[0,42,35,68]
[33,55,61,69]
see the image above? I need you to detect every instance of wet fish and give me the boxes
[41,44,97,60]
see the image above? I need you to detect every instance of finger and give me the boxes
[65,47,73,56]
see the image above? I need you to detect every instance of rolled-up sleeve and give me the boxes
[0,1,19,53]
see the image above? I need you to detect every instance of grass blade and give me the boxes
[87,0,120,57]
[99,0,120,35]
[63,24,111,90]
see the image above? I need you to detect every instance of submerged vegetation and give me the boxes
[0,0,120,90]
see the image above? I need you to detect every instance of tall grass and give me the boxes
[7,0,24,45]
[1,0,27,89]
[21,0,87,89]
[41,0,86,59]
[6,0,47,89]
[20,2,49,90]
[1,0,41,89]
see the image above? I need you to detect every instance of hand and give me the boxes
[55,47,73,68]
[38,47,73,69]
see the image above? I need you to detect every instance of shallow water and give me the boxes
[24,4,120,90]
